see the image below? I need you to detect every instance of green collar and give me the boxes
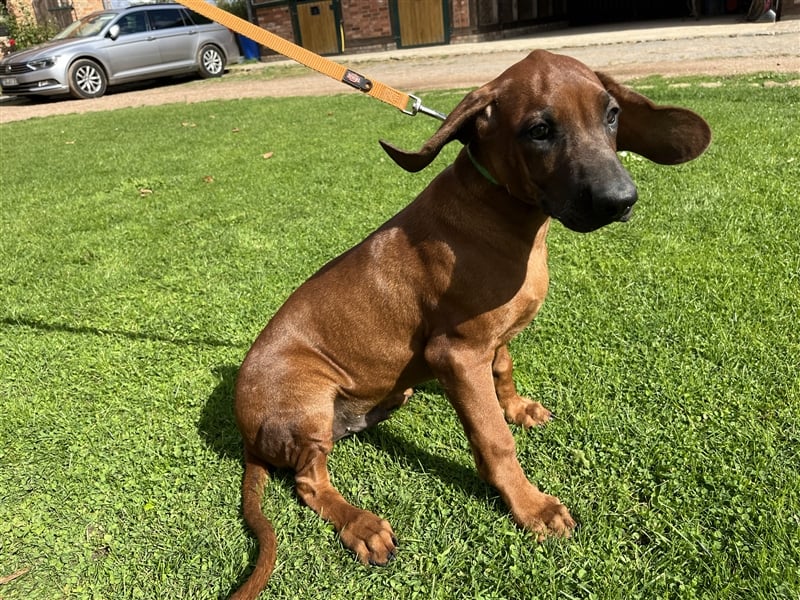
[466,145,500,186]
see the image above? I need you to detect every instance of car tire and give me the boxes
[68,59,107,99]
[198,44,225,78]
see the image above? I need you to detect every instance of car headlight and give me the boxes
[27,57,57,70]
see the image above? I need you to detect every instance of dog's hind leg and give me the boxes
[237,365,398,566]
[492,345,552,428]
[294,444,398,565]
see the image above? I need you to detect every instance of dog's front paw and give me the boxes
[519,496,576,540]
[503,396,553,428]
[339,510,398,566]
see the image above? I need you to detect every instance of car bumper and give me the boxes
[0,64,68,96]
[1,77,69,95]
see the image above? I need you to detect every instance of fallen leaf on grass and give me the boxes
[203,175,214,183]
[0,567,30,585]
[139,188,153,197]
[231,127,240,133]
[181,122,197,128]
[262,152,274,160]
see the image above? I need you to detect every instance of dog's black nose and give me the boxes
[594,178,638,222]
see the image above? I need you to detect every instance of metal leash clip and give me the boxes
[403,94,447,121]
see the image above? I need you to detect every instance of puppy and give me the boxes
[229,50,711,598]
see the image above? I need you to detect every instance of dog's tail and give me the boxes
[230,453,277,600]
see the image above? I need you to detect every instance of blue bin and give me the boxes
[237,34,260,60]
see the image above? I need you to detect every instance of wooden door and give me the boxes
[396,0,446,47]
[297,1,340,55]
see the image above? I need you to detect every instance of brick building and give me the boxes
[245,0,751,55]
[252,0,572,55]
[4,0,757,56]
[4,0,572,50]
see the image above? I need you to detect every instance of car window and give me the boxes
[117,12,148,35]
[54,12,118,39]
[185,9,213,25]
[149,8,186,31]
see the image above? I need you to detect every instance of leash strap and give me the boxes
[176,0,446,120]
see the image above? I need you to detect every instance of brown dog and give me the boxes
[230,50,711,598]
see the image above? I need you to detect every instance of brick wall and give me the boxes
[255,5,294,41]
[450,0,471,29]
[71,0,104,18]
[341,0,391,43]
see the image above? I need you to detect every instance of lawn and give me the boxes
[1,74,798,599]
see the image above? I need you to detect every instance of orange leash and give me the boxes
[176,0,446,120]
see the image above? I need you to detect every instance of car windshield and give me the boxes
[53,12,118,39]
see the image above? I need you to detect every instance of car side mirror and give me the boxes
[108,24,120,41]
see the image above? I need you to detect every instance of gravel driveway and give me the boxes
[1,16,798,124]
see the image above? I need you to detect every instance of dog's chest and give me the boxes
[503,282,549,342]
[505,235,551,334]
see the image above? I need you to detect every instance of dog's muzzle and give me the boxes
[553,181,638,233]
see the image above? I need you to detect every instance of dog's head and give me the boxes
[380,50,711,233]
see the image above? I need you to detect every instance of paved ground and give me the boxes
[1,15,798,124]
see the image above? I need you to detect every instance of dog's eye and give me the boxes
[528,123,550,141]
[607,107,620,127]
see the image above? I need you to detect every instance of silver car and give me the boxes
[0,3,240,99]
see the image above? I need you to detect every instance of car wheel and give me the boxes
[198,44,225,78]
[68,59,107,99]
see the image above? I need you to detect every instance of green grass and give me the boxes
[1,74,798,599]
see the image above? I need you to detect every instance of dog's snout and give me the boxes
[594,177,638,222]
[553,166,639,233]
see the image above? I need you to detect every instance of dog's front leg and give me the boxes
[426,340,575,538]
[493,345,553,428]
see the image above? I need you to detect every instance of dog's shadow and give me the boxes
[357,383,490,501]
[198,364,244,461]
[198,367,490,501]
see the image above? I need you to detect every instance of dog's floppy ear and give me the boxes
[596,72,712,165]
[380,86,496,172]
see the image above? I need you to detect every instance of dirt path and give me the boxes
[1,17,798,124]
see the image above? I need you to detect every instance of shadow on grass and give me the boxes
[198,364,243,460]
[363,426,491,498]
[1,315,240,349]
[358,384,491,501]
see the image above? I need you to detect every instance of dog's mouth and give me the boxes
[618,205,634,222]
[544,182,637,233]
[550,202,634,233]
